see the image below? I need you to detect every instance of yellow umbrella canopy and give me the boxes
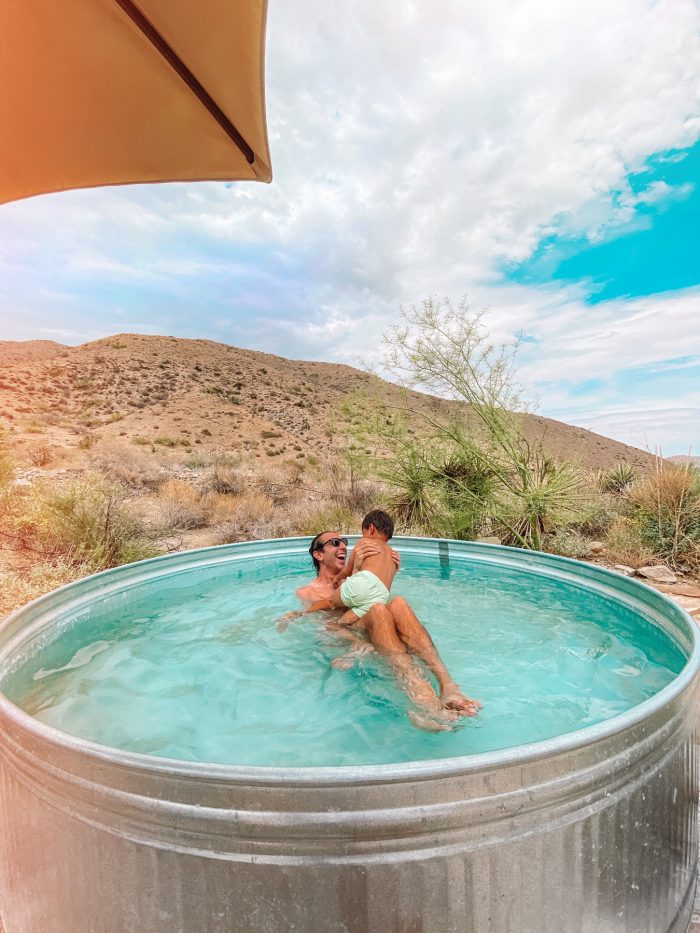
[0,0,272,204]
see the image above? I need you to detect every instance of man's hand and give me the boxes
[353,540,381,571]
[276,609,303,632]
[390,548,401,571]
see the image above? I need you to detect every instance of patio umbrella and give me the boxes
[0,0,272,204]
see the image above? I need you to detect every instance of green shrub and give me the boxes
[182,453,207,469]
[545,530,591,559]
[604,516,657,568]
[26,475,157,571]
[573,494,618,538]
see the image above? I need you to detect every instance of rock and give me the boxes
[477,536,501,545]
[589,541,605,555]
[636,565,678,584]
[614,565,635,576]
[10,478,32,488]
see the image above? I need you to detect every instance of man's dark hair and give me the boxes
[308,531,330,574]
[362,509,394,539]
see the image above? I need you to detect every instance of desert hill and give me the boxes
[0,333,655,471]
[0,339,66,367]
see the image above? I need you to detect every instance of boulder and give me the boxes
[636,565,677,585]
[589,541,605,555]
[614,565,635,576]
[477,536,501,545]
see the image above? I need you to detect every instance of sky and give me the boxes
[0,0,698,455]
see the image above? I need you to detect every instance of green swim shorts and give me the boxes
[339,570,390,618]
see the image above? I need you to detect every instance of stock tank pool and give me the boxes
[0,537,698,933]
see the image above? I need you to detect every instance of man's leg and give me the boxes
[387,597,481,716]
[326,618,373,669]
[359,604,452,718]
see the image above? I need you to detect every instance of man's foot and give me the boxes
[441,683,482,717]
[276,610,303,633]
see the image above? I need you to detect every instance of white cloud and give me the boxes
[0,0,698,450]
[559,405,700,457]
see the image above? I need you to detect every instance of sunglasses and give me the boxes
[313,536,348,551]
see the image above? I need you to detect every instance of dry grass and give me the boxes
[628,460,700,567]
[213,491,279,543]
[0,558,93,617]
[201,463,245,496]
[603,516,657,569]
[90,441,162,489]
[154,479,209,532]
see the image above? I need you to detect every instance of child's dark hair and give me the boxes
[362,509,394,539]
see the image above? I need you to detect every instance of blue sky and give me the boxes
[0,0,698,454]
[505,142,700,302]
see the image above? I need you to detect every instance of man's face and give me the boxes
[314,531,347,573]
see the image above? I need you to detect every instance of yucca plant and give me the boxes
[497,455,589,551]
[385,446,439,528]
[598,462,637,495]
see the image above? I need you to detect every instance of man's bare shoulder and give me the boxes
[296,579,334,604]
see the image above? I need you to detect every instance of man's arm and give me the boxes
[277,592,339,630]
[331,546,356,587]
[305,588,346,614]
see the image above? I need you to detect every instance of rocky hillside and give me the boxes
[0,333,656,471]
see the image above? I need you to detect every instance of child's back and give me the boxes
[354,538,397,591]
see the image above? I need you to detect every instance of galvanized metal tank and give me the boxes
[0,539,697,933]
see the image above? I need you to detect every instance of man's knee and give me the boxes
[365,605,404,650]
[389,596,418,632]
[365,604,394,633]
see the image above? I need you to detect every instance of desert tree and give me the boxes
[372,296,590,549]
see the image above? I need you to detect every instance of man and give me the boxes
[295,529,481,722]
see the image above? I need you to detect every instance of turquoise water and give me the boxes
[3,553,686,767]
